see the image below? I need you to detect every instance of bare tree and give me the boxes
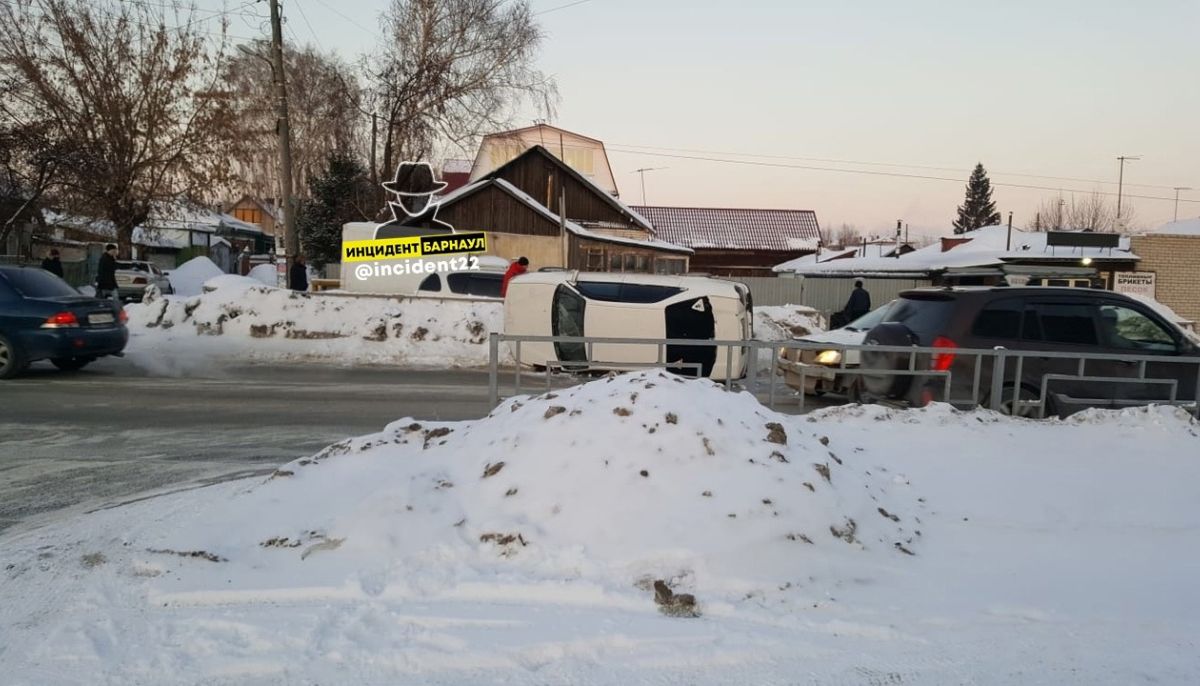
[1031,197,1068,232]
[367,0,557,187]
[831,223,861,248]
[225,43,365,203]
[1065,192,1116,232]
[0,121,75,253]
[0,0,236,258]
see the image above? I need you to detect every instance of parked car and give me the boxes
[115,260,173,302]
[0,265,128,379]
[504,271,753,379]
[777,301,895,398]
[415,270,505,298]
[859,287,1200,417]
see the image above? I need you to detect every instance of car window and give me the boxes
[446,273,471,294]
[576,281,683,304]
[845,301,893,331]
[418,274,441,292]
[882,296,956,343]
[972,300,1022,339]
[467,273,503,298]
[1029,303,1098,345]
[0,268,79,298]
[1098,304,1176,352]
[551,284,586,361]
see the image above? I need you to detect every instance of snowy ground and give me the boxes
[122,280,818,371]
[2,372,1197,684]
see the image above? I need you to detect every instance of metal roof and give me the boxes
[631,206,821,251]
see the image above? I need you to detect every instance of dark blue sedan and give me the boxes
[0,265,129,379]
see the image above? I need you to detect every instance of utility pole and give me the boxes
[270,0,297,285]
[1115,155,1140,230]
[1173,187,1192,222]
[1006,211,1013,251]
[633,168,666,205]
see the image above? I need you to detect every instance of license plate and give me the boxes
[88,313,115,325]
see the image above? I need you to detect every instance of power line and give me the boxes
[605,141,1183,191]
[535,0,595,15]
[292,0,321,48]
[603,147,1200,206]
[307,0,373,33]
[115,0,264,19]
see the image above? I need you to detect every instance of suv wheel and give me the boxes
[0,334,28,380]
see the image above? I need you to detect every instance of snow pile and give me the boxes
[165,256,224,296]
[247,263,278,286]
[131,371,921,602]
[126,276,505,367]
[754,304,826,340]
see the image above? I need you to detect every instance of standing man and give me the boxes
[289,253,309,292]
[96,244,119,301]
[501,256,529,297]
[41,249,64,278]
[843,279,872,323]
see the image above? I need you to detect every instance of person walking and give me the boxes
[289,253,309,292]
[501,256,529,297]
[842,279,872,323]
[96,244,119,301]
[41,249,64,278]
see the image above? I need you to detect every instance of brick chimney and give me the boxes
[941,237,972,253]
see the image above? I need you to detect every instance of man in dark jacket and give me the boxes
[41,249,64,278]
[289,254,309,291]
[843,279,872,322]
[501,256,528,297]
[96,244,119,301]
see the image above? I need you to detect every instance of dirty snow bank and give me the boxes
[754,304,826,341]
[165,256,224,296]
[3,378,1200,684]
[124,276,506,368]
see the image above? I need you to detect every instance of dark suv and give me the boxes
[859,287,1200,417]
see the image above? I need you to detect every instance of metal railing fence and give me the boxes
[487,333,1200,419]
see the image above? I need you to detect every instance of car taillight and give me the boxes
[42,311,79,328]
[931,336,957,371]
[119,308,129,324]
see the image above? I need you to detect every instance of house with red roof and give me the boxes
[631,206,822,277]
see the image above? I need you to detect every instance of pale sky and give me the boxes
[207,0,1200,238]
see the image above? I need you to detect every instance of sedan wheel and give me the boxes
[0,334,27,380]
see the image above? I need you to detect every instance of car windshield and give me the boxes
[844,301,894,331]
[0,268,81,298]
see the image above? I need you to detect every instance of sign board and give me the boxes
[1113,271,1156,299]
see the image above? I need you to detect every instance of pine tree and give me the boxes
[297,154,373,267]
[952,163,1001,234]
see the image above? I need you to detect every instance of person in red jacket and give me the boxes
[501,256,529,297]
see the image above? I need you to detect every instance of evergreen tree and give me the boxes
[296,154,373,268]
[952,163,1001,234]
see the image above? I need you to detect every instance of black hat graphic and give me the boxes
[383,161,448,197]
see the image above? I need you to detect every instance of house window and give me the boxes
[609,253,622,272]
[623,254,638,272]
[585,249,605,270]
[655,258,685,275]
[233,207,263,226]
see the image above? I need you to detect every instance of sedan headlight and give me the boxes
[815,349,842,366]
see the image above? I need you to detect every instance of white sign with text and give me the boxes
[1113,271,1156,299]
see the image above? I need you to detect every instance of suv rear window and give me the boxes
[971,300,1022,339]
[1027,303,1098,345]
[0,268,79,298]
[882,295,956,342]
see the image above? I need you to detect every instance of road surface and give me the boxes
[0,357,831,535]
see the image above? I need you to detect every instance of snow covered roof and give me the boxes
[775,224,1138,275]
[1143,217,1200,237]
[43,201,263,246]
[436,177,692,256]
[633,206,821,252]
